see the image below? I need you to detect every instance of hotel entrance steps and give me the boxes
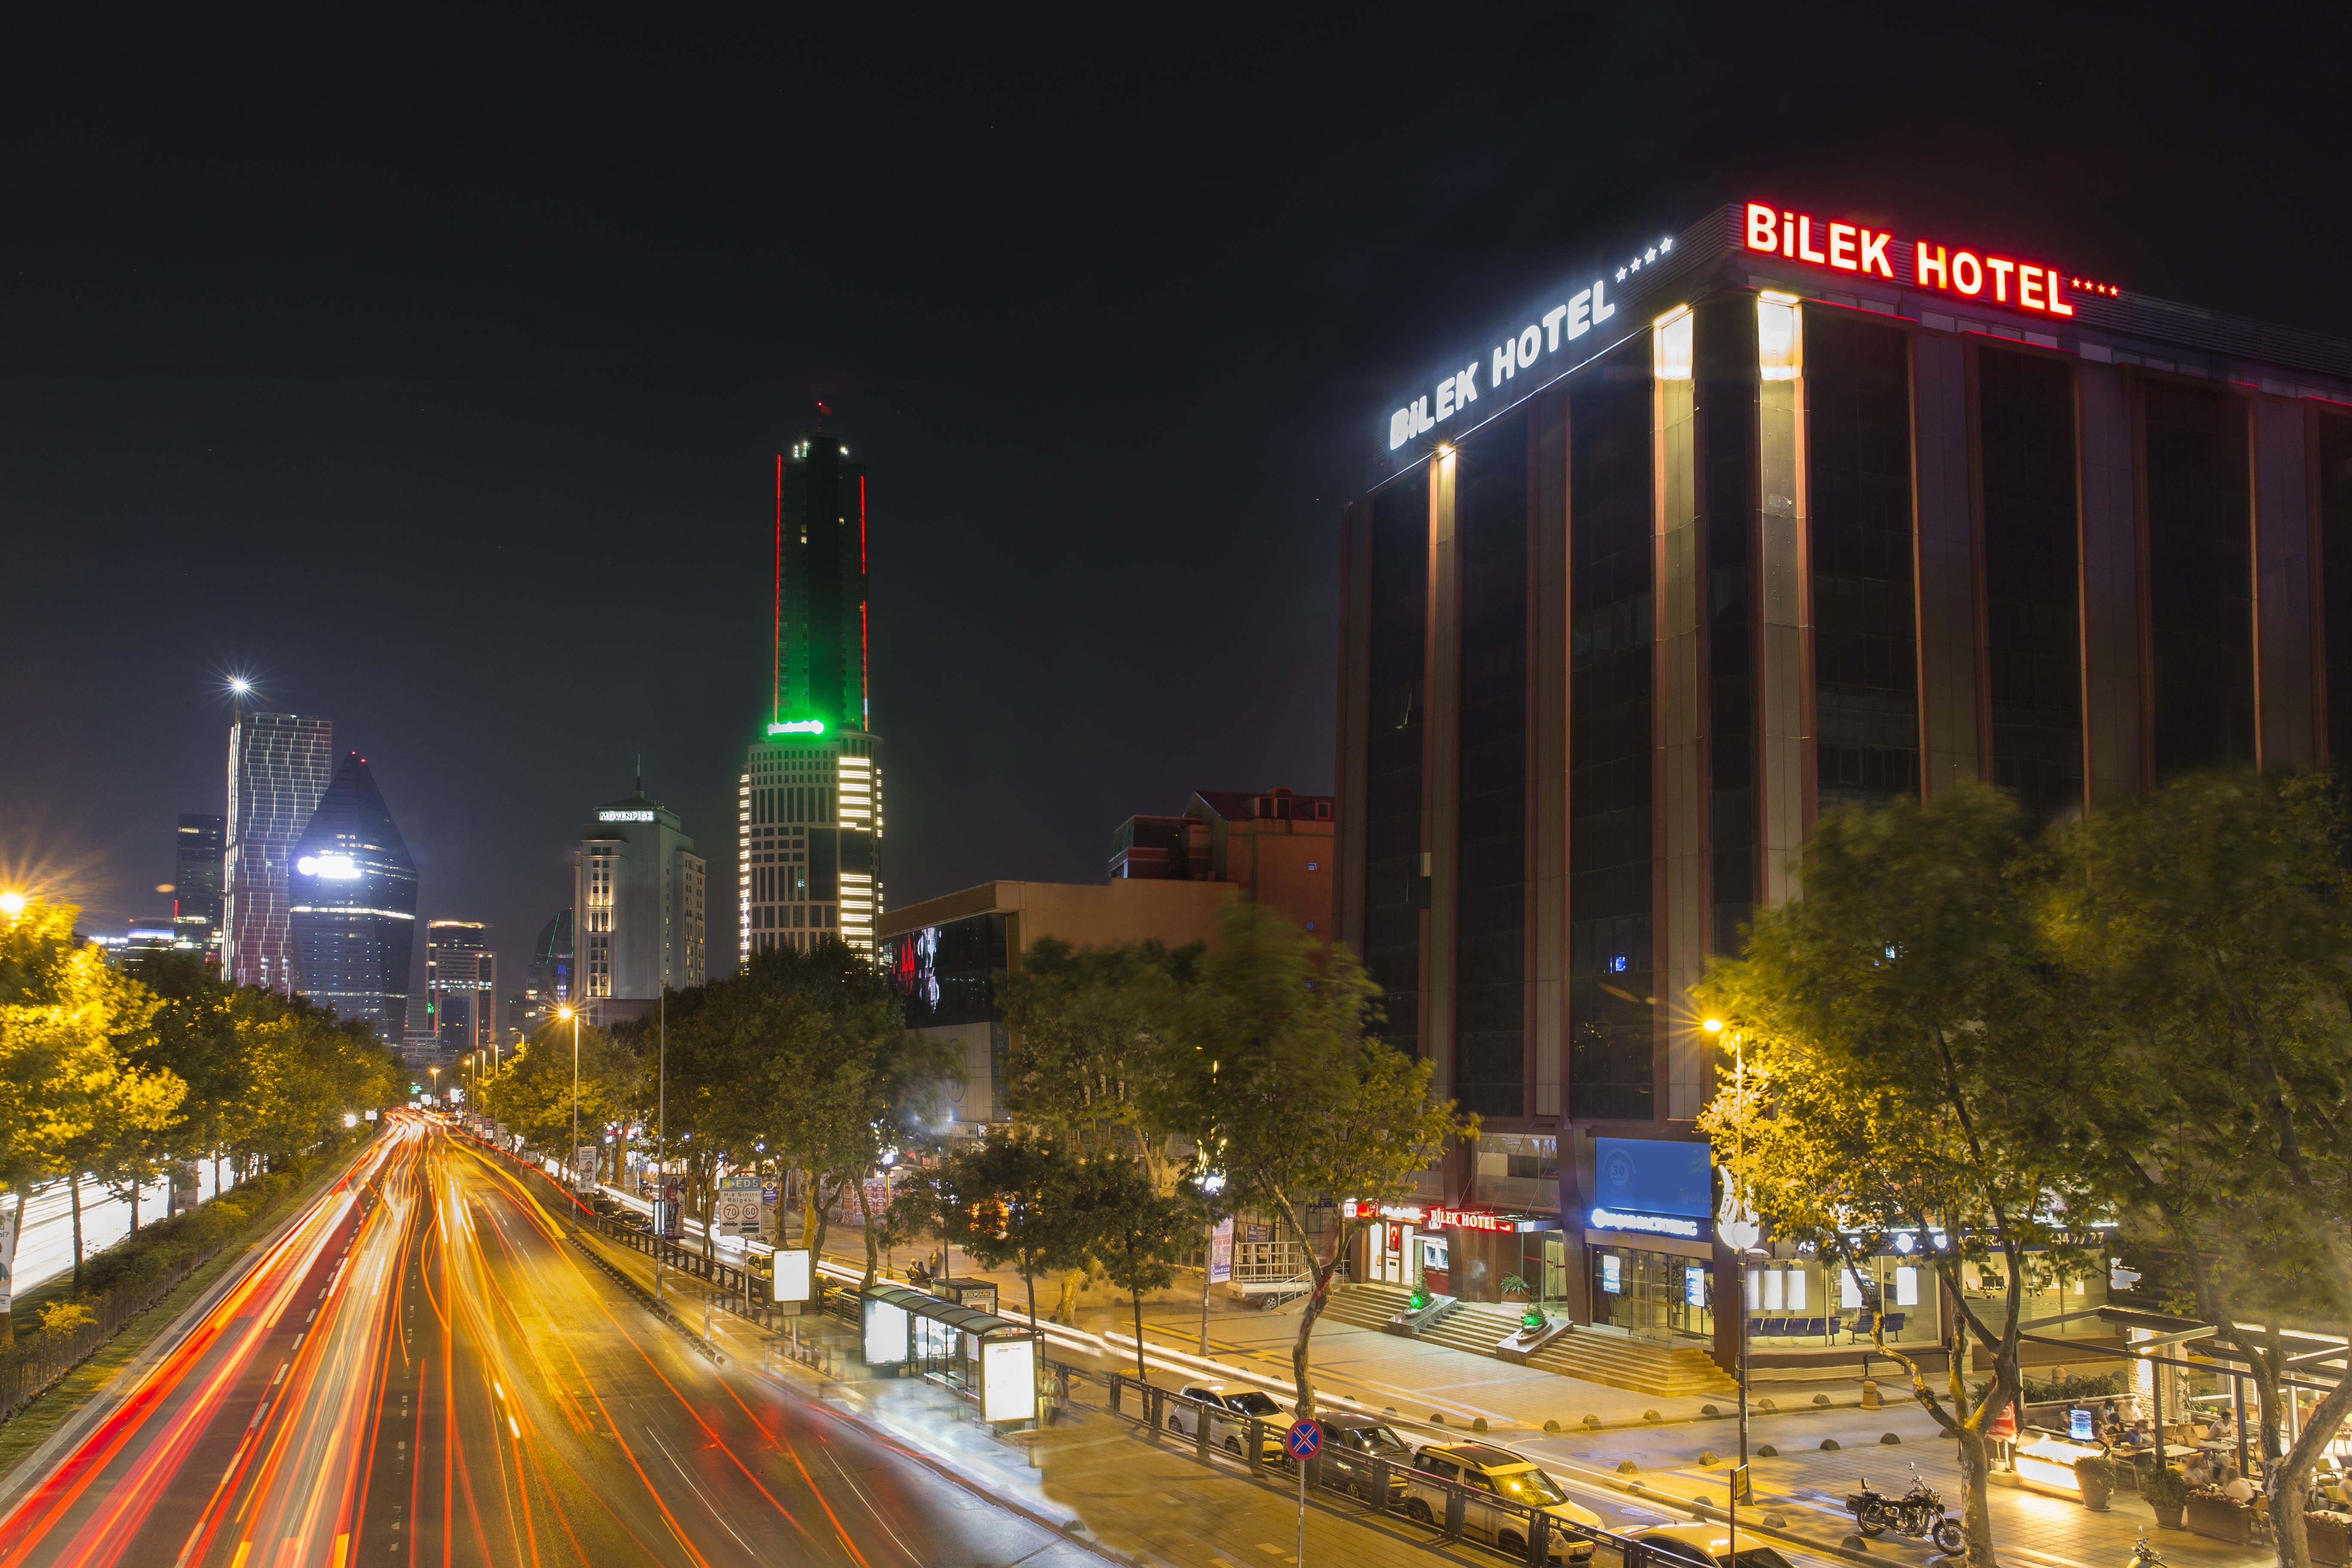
[1321,1283,1739,1400]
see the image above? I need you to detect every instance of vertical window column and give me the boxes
[1364,470,1430,1057]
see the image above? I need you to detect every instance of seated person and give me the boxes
[2222,1470,2257,1504]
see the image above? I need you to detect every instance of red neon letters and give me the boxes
[1745,202,2076,318]
[1427,1207,1514,1233]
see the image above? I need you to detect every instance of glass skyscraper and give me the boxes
[288,752,417,1041]
[173,812,226,964]
[740,424,884,962]
[225,713,334,993]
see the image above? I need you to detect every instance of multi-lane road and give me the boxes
[0,1118,1099,1568]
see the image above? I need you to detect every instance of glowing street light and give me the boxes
[0,891,24,918]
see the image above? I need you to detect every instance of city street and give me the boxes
[0,1120,1100,1568]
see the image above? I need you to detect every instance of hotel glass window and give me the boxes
[2322,413,2352,764]
[1568,342,1655,1123]
[2143,378,2254,777]
[1453,408,1528,1119]
[1364,468,1429,1056]
[1806,309,1918,810]
[1697,298,1758,952]
[1978,347,2083,821]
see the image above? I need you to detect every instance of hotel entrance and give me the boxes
[1371,1219,1417,1285]
[1591,1243,1715,1341]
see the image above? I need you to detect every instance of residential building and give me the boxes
[288,751,417,1043]
[223,713,333,992]
[1108,787,1334,935]
[574,784,705,1023]
[172,812,226,965]
[426,921,496,1054]
[739,423,884,961]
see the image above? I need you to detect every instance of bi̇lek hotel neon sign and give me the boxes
[1385,199,2120,452]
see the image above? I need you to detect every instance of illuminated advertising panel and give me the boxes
[862,1297,909,1365]
[773,1248,812,1305]
[980,1338,1035,1423]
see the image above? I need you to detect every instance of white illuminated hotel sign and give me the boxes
[1589,1207,1703,1240]
[598,810,655,822]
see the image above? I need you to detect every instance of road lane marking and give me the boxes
[271,1362,289,1386]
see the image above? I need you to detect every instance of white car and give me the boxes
[1403,1442,1602,1564]
[1165,1382,1287,1461]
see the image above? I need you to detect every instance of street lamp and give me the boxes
[558,1004,580,1231]
[0,891,24,919]
[1704,1016,1764,1551]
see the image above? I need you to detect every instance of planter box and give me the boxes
[2185,1495,2253,1546]
[2307,1515,2352,1568]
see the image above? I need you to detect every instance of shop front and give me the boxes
[1349,1202,1561,1303]
[1582,1135,1717,1343]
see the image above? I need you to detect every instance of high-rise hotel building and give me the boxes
[573,785,706,1014]
[224,712,334,993]
[740,427,884,959]
[1334,196,2352,1354]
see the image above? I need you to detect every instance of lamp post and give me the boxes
[1704,1017,1764,1553]
[558,1004,581,1231]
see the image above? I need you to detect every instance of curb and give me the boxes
[565,1229,729,1367]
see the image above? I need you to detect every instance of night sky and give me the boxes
[6,10,2346,990]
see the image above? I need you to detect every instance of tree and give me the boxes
[2043,772,2352,1568]
[1073,1150,1192,1381]
[924,1129,1092,1332]
[477,1017,640,1173]
[1694,785,2097,1568]
[1152,902,1470,1416]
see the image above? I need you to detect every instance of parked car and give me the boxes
[1622,1524,1798,1568]
[1166,1383,1287,1461]
[1404,1442,1603,1563]
[1315,1414,1414,1501]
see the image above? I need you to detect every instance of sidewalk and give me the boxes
[806,1224,2269,1568]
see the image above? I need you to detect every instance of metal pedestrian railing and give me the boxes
[0,1237,230,1424]
[1093,1366,1668,1568]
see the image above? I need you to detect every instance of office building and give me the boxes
[530,907,574,1004]
[740,425,884,960]
[98,918,199,976]
[880,879,1233,1130]
[1333,194,2352,1356]
[426,921,496,1054]
[575,784,705,1020]
[224,713,333,993]
[172,813,225,964]
[1109,787,1335,936]
[288,752,417,1042]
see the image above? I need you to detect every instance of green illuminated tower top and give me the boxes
[771,419,869,737]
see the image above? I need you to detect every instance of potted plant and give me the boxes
[2075,1454,2118,1513]
[2144,1465,2189,1531]
[1407,1282,1432,1313]
[2186,1487,2254,1545]
[1500,1274,1533,1303]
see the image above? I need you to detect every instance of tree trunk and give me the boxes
[856,1177,879,1290]
[69,1175,84,1292]
[1955,1425,2000,1568]
[1198,1218,1214,1356]
[1023,1265,1038,1332]
[1269,1191,1350,1418]
[2269,1367,2352,1568]
[129,1179,140,1234]
[0,1186,21,1346]
[1132,1280,1148,1381]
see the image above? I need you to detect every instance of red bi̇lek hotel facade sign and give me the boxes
[1743,201,2117,315]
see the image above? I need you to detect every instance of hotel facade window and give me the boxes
[1334,199,2352,1366]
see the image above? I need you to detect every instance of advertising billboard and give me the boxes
[980,1338,1035,1423]
[773,1249,812,1305]
[1592,1137,1711,1219]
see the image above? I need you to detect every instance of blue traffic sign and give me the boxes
[1283,1420,1321,1460]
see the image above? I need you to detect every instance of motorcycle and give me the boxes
[2127,1535,2167,1568]
[1847,1465,1965,1556]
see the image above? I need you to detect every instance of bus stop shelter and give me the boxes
[859,1283,1039,1423]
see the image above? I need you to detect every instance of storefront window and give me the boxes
[1593,1244,1712,1340]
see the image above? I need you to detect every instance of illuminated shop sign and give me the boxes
[1351,1201,1427,1224]
[597,810,655,822]
[1743,202,2116,315]
[1387,273,1624,451]
[1427,1207,1515,1233]
[1589,1207,1704,1240]
[767,719,826,736]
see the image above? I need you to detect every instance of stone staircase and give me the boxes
[1320,1284,1739,1400]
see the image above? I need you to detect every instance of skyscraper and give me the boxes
[173,812,226,965]
[288,752,417,1041]
[426,921,497,1054]
[530,907,574,1004]
[224,713,334,992]
[741,426,884,960]
[575,785,704,1018]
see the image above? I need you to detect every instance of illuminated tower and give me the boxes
[224,713,334,992]
[740,420,884,962]
[288,753,417,1042]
